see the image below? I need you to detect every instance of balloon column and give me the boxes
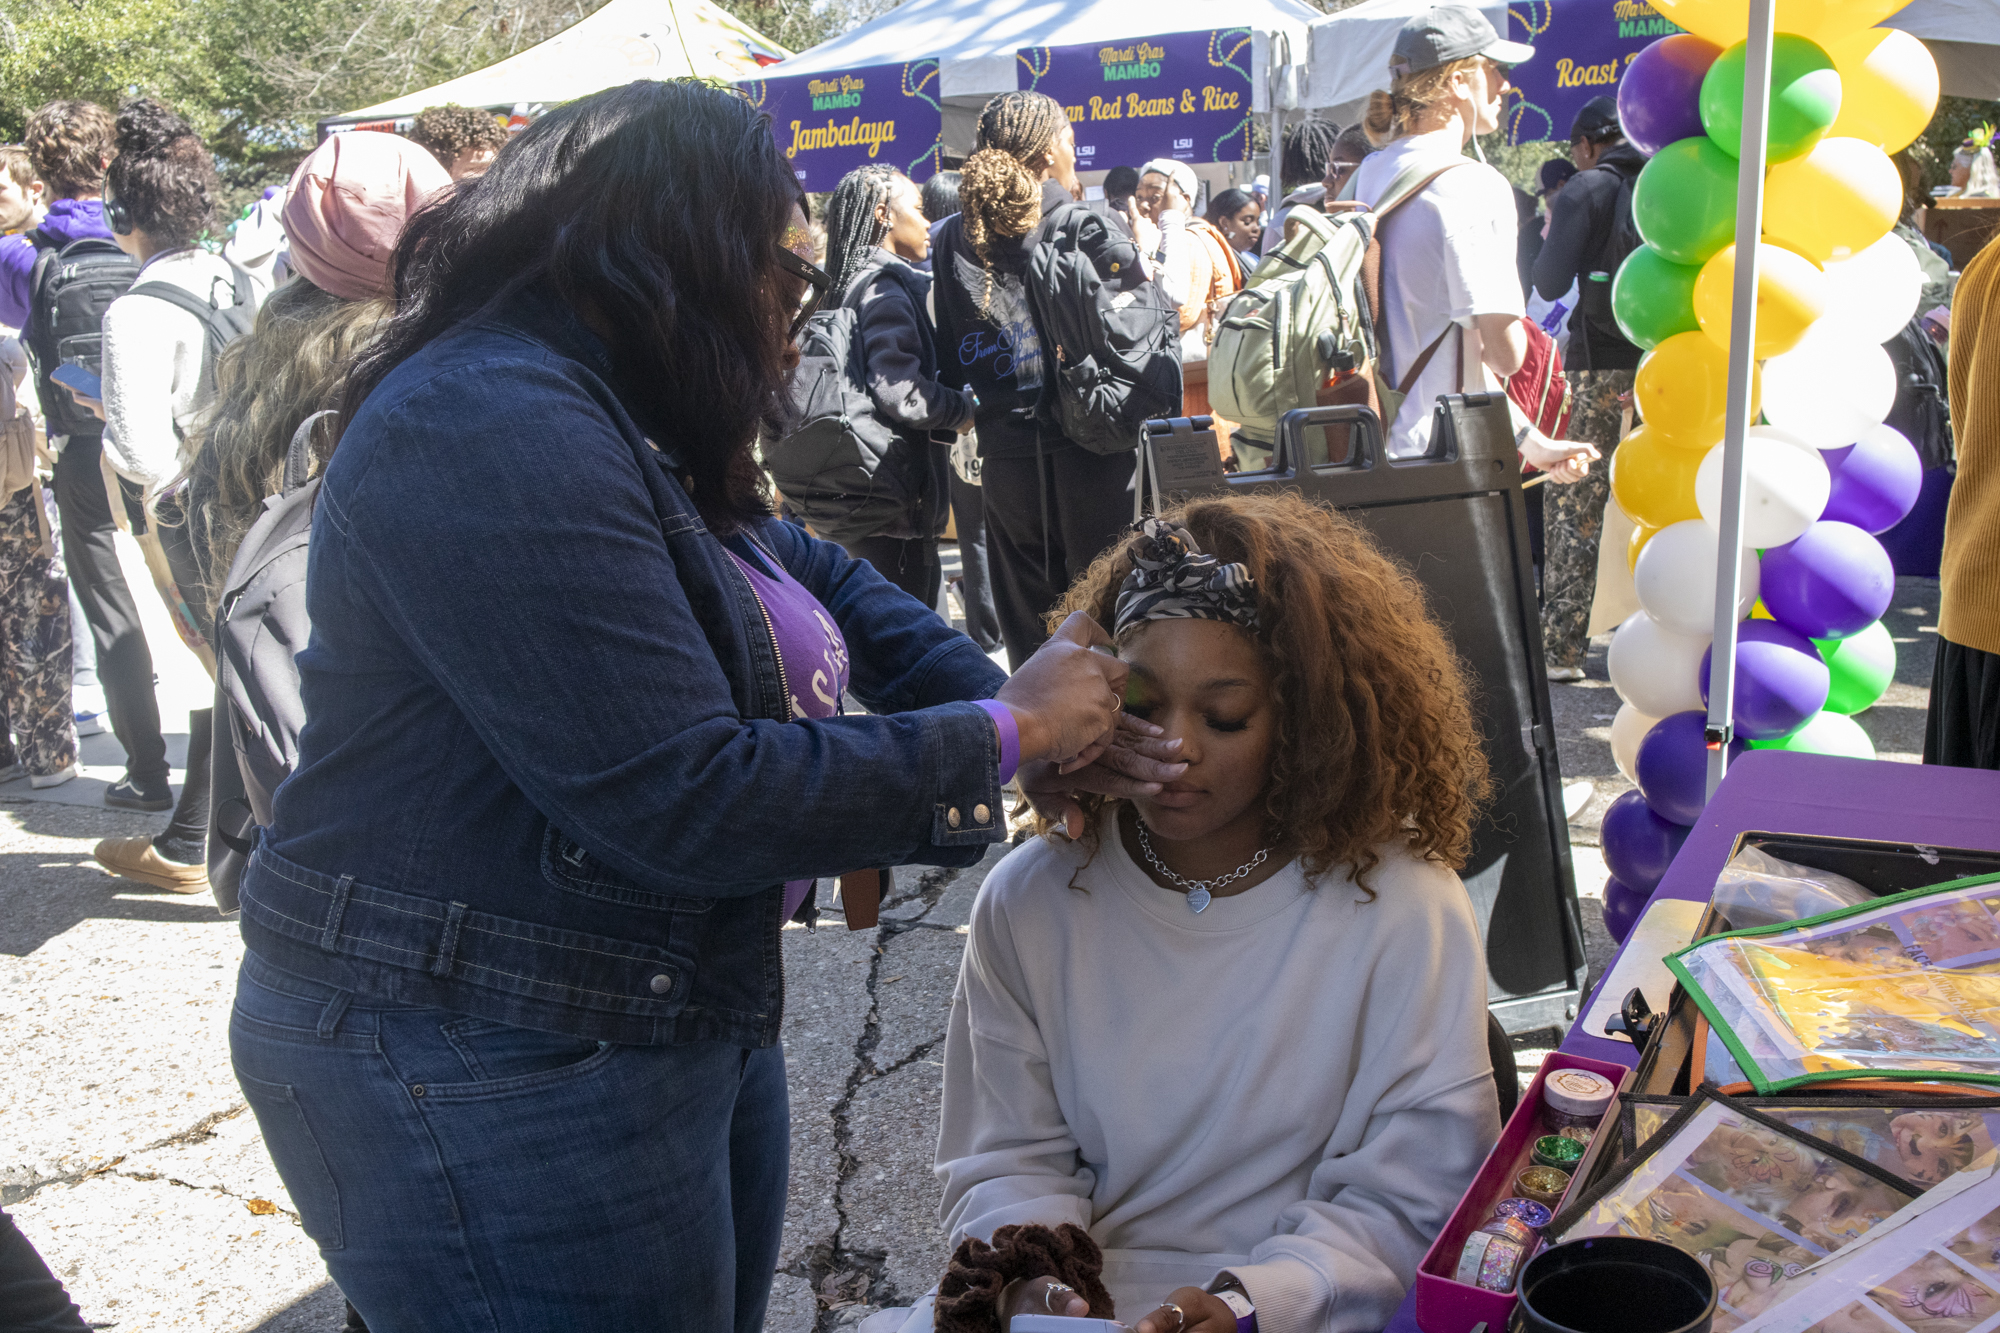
[1596,2,1932,944]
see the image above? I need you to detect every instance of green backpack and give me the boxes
[1208,159,1466,463]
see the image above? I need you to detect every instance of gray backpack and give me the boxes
[208,411,327,910]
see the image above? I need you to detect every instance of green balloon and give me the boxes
[1814,620,1897,715]
[1700,35,1842,164]
[1632,137,1740,267]
[1747,710,1877,759]
[1612,245,1703,351]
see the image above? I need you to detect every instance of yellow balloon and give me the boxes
[1763,137,1902,263]
[1826,27,1940,155]
[1650,0,1908,47]
[1629,521,1662,572]
[1750,599,1774,619]
[1694,244,1827,359]
[1612,426,1706,529]
[1634,331,1759,448]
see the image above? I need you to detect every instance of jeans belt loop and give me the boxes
[432,901,469,979]
[316,990,352,1040]
[320,874,355,954]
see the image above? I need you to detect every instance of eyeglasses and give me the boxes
[776,244,832,342]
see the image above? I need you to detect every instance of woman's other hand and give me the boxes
[994,611,1128,767]
[1000,1275,1092,1321]
[1134,1288,1241,1332]
[65,386,106,421]
[1019,715,1186,840]
[1520,432,1599,483]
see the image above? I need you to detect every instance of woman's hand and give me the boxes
[1134,1288,1241,1333]
[1520,432,1599,483]
[1019,714,1187,840]
[999,1275,1092,1321]
[993,612,1129,768]
[65,386,106,422]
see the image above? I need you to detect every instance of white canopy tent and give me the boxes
[321,0,788,134]
[1301,0,2000,124]
[764,0,1322,157]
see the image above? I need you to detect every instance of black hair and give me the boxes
[1280,119,1341,192]
[104,99,215,247]
[1204,188,1257,226]
[824,163,901,303]
[1103,165,1141,201]
[338,79,805,532]
[920,169,961,223]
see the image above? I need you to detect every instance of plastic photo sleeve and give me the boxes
[1732,1153,2000,1333]
[1554,1089,1919,1331]
[1668,873,2000,1093]
[1623,1097,2000,1193]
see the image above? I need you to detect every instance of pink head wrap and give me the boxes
[283,132,451,301]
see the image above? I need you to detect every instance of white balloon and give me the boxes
[1633,519,1762,636]
[1696,431,1831,549]
[1607,611,1710,718]
[1760,323,1896,450]
[1610,703,1663,784]
[1820,234,1924,347]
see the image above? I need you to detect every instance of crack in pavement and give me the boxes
[2,1103,252,1207]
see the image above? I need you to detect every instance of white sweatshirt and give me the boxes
[927,828,1500,1332]
[101,248,249,489]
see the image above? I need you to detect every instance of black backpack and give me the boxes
[1884,314,1952,471]
[1024,204,1181,455]
[764,266,931,545]
[131,262,259,366]
[24,232,138,438]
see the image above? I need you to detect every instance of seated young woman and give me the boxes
[892,492,1504,1333]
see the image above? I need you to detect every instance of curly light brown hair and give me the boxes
[1051,490,1492,885]
[958,91,1066,311]
[406,104,508,167]
[25,100,114,199]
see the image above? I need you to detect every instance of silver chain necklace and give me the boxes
[1135,820,1272,914]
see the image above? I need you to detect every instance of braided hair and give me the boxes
[822,163,901,304]
[1280,117,1342,192]
[959,91,1067,309]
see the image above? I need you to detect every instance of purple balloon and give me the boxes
[1635,710,1746,826]
[1700,620,1831,740]
[1602,875,1651,946]
[1761,521,1897,640]
[1824,428,1924,534]
[1602,789,1692,895]
[1619,34,1723,156]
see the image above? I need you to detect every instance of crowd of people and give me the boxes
[0,1,1992,1329]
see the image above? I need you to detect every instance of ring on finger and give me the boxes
[1162,1303,1186,1333]
[1045,1282,1075,1314]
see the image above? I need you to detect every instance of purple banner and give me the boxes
[1505,0,1684,145]
[1016,29,1256,169]
[739,59,943,191]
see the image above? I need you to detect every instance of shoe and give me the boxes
[74,709,107,737]
[30,763,77,789]
[92,835,208,894]
[104,775,173,812]
[0,762,22,783]
[1563,780,1596,821]
[1546,663,1587,682]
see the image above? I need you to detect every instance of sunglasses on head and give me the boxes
[776,244,832,342]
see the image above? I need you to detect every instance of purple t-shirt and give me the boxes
[728,548,850,918]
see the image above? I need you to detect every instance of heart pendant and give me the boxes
[1187,887,1212,914]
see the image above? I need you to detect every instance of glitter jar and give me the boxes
[1540,1068,1615,1138]
[1455,1214,1536,1292]
[1515,1165,1573,1210]
[1532,1134,1588,1173]
[1492,1197,1554,1230]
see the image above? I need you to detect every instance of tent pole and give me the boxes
[1704,0,1776,802]
[1269,30,1289,188]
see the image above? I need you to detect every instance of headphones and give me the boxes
[103,180,131,236]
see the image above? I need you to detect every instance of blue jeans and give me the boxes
[229,950,787,1331]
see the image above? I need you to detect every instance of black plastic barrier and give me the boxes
[1140,397,1586,1030]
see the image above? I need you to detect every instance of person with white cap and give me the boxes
[1353,5,1597,481]
[1135,159,1242,406]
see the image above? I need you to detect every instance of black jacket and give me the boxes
[1533,140,1648,372]
[846,248,971,539]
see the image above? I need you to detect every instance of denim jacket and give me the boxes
[238,290,1009,1047]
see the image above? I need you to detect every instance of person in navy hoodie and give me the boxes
[0,100,173,815]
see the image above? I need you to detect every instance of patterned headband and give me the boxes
[1113,519,1259,637]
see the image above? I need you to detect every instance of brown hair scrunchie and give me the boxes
[933,1222,1114,1332]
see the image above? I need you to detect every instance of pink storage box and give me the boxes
[1412,1050,1632,1333]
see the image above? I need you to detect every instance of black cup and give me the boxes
[1509,1237,1718,1333]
